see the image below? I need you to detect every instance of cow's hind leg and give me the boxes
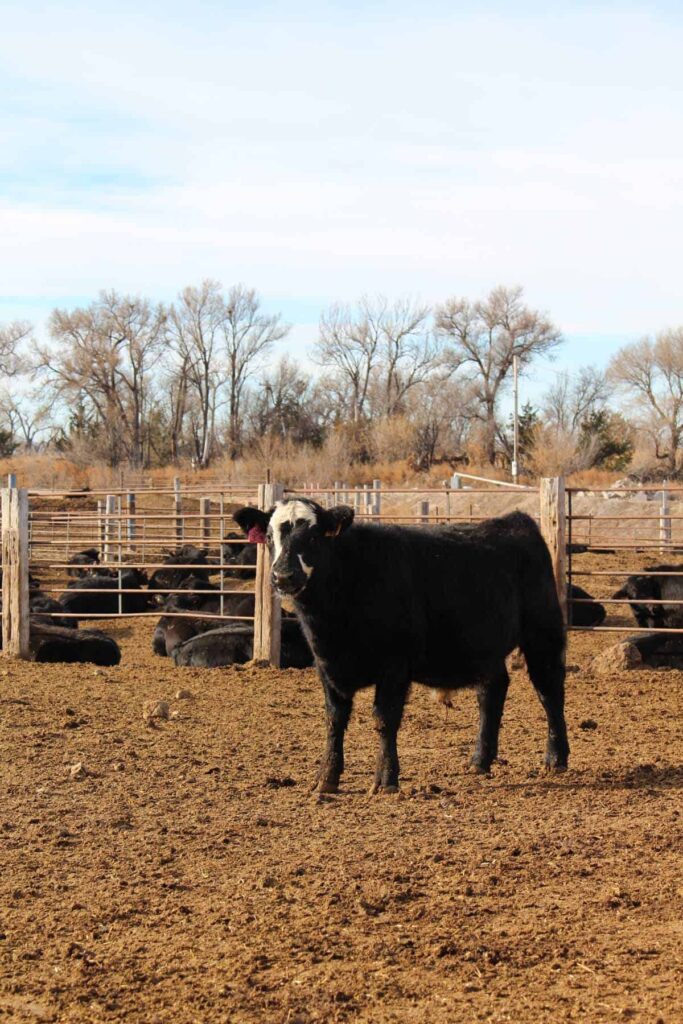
[522,641,570,771]
[471,666,509,773]
[370,677,410,795]
[315,676,353,794]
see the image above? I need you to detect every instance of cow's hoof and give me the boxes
[544,757,568,773]
[470,758,493,775]
[313,779,340,794]
[367,782,400,796]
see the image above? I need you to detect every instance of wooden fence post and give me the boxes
[660,484,671,554]
[254,482,284,666]
[1,487,30,658]
[126,492,136,549]
[540,477,567,622]
[104,494,117,565]
[200,497,211,544]
[174,477,183,542]
[97,500,105,552]
[372,479,382,517]
[419,500,430,524]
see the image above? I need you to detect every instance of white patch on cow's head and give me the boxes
[270,500,317,559]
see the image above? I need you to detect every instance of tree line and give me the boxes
[0,280,680,477]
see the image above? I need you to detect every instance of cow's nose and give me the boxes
[272,569,293,586]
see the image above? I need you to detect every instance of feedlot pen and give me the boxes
[0,477,681,1023]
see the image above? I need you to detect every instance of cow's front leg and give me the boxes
[369,678,409,794]
[315,677,353,793]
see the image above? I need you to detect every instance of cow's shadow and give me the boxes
[493,764,683,792]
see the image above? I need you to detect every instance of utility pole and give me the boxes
[512,354,520,485]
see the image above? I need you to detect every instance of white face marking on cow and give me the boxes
[270,500,317,560]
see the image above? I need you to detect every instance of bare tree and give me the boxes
[608,329,683,472]
[313,299,384,423]
[0,393,54,451]
[0,320,32,377]
[543,366,609,434]
[220,285,289,459]
[167,281,225,468]
[436,285,563,464]
[39,292,165,466]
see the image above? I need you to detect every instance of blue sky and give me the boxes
[2,1,683,404]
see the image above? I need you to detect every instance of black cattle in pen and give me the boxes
[59,568,151,616]
[612,564,683,629]
[147,545,210,600]
[29,623,121,665]
[172,619,313,669]
[219,529,259,579]
[67,547,101,577]
[151,576,255,657]
[567,584,606,627]
[234,498,569,794]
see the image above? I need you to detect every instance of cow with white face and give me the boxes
[234,497,569,796]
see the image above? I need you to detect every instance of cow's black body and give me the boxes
[67,548,100,577]
[60,569,151,615]
[172,620,313,669]
[152,577,255,657]
[29,623,121,665]
[148,545,210,599]
[613,564,683,629]
[235,500,569,793]
[568,584,606,627]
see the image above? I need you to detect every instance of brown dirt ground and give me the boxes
[1,551,682,1024]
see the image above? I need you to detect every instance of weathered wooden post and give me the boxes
[659,483,671,554]
[419,500,430,524]
[1,487,30,658]
[254,481,284,665]
[126,492,136,549]
[372,479,381,517]
[103,494,117,565]
[173,477,183,542]
[540,477,567,622]
[97,500,105,552]
[200,497,211,544]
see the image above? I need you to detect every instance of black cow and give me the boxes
[60,569,151,616]
[172,620,313,668]
[151,577,255,657]
[612,564,683,629]
[567,584,606,627]
[29,622,121,665]
[219,528,258,579]
[67,547,100,577]
[234,499,569,794]
[148,545,210,599]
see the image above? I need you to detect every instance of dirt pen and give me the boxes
[0,476,681,1023]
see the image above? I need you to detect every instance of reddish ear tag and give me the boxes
[247,525,267,544]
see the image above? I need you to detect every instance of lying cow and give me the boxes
[567,584,606,627]
[152,577,255,657]
[29,622,121,665]
[235,499,569,794]
[172,620,313,668]
[148,545,210,599]
[60,568,151,616]
[612,564,683,629]
[67,547,100,577]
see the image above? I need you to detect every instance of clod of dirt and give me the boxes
[68,762,88,780]
[174,689,194,700]
[591,641,642,674]
[142,700,170,725]
[580,719,598,730]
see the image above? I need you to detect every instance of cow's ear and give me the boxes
[320,505,355,538]
[233,506,273,538]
